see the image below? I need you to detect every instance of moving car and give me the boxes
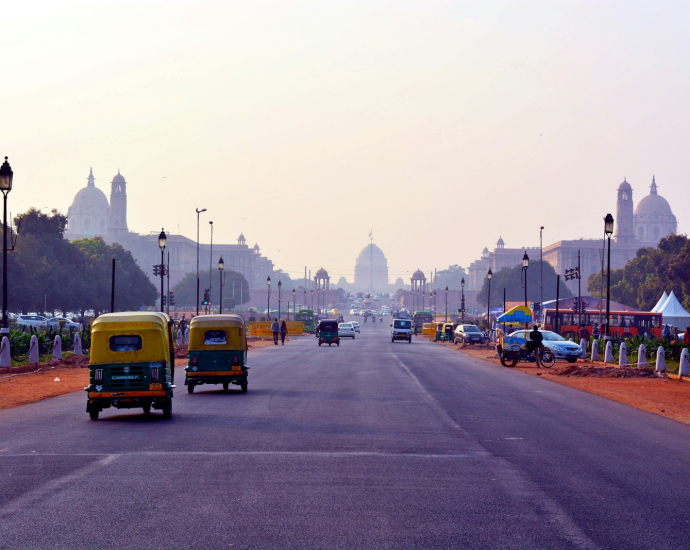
[351,321,361,333]
[505,329,582,362]
[391,318,412,343]
[16,314,47,329]
[45,317,80,330]
[454,324,486,346]
[338,323,356,339]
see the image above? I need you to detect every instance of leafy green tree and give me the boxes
[477,260,573,308]
[434,264,467,290]
[587,234,690,310]
[171,269,249,309]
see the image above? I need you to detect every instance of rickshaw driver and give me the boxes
[526,324,544,366]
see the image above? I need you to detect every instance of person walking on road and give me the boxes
[578,323,590,350]
[271,318,280,345]
[280,320,288,345]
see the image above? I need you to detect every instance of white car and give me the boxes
[45,317,81,330]
[351,321,361,333]
[338,323,356,339]
[16,314,47,329]
[349,309,359,316]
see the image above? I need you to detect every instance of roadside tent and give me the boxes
[497,305,533,326]
[658,291,690,329]
[652,291,669,312]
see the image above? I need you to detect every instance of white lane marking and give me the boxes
[389,352,460,429]
[0,451,489,459]
[0,454,119,519]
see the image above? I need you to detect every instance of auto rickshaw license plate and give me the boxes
[232,365,242,371]
[149,383,162,390]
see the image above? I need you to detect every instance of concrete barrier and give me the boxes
[53,335,62,360]
[619,342,629,366]
[604,341,614,364]
[29,335,39,365]
[637,344,646,367]
[0,336,10,368]
[680,348,690,377]
[656,347,666,372]
[591,339,600,362]
[74,333,83,356]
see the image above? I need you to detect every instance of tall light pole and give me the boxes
[266,276,272,319]
[158,229,167,313]
[461,278,465,321]
[445,287,448,322]
[540,226,544,322]
[429,290,433,316]
[208,220,213,311]
[195,208,207,315]
[604,213,614,337]
[0,157,13,332]
[433,290,437,319]
[522,251,529,307]
[218,256,224,314]
[292,289,296,321]
[311,289,314,311]
[487,270,492,330]
[278,280,282,320]
[303,289,306,314]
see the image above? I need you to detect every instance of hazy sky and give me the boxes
[3,1,689,282]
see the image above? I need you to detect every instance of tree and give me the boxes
[587,234,690,311]
[434,265,467,290]
[171,269,249,309]
[477,260,573,308]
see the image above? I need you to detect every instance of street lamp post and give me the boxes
[487,270,492,330]
[278,280,282,320]
[266,276,271,320]
[310,289,313,311]
[195,208,207,315]
[292,289,296,321]
[540,226,544,322]
[429,290,433,317]
[461,278,465,321]
[218,257,224,314]
[303,289,306,315]
[433,290,436,320]
[604,213,614,337]
[522,252,529,330]
[158,229,167,313]
[0,157,13,332]
[445,287,448,322]
[208,221,213,313]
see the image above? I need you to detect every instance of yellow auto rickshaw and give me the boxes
[185,314,249,393]
[85,312,175,420]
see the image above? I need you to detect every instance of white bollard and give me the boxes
[73,333,83,356]
[619,342,629,366]
[591,339,600,362]
[604,341,614,364]
[184,328,190,345]
[656,347,666,372]
[29,335,39,365]
[680,348,690,377]
[0,335,10,368]
[637,344,647,368]
[579,338,588,358]
[52,335,62,360]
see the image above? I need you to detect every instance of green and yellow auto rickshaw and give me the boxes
[185,314,249,393]
[85,312,175,420]
[442,323,455,342]
[316,319,340,346]
[434,322,445,341]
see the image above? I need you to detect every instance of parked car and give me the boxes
[351,321,361,333]
[338,323,356,339]
[45,317,81,330]
[454,324,486,346]
[507,329,582,363]
[15,314,47,329]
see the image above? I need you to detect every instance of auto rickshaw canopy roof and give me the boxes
[90,311,172,365]
[188,314,247,351]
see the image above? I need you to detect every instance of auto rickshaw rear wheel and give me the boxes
[143,403,151,414]
[223,382,229,390]
[187,384,195,394]
[89,409,99,420]
[241,383,248,393]
[163,403,172,419]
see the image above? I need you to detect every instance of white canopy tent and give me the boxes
[658,291,690,329]
[652,291,669,312]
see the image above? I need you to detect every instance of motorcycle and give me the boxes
[496,342,556,368]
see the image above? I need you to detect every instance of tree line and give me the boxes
[2,208,157,316]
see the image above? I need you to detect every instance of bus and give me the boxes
[542,309,663,339]
[295,309,316,333]
[412,311,433,331]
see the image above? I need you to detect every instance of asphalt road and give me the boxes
[2,320,690,549]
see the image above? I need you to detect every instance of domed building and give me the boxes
[354,241,389,292]
[633,177,677,245]
[66,168,110,237]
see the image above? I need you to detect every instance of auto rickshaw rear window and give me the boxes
[204,330,227,345]
[109,335,142,352]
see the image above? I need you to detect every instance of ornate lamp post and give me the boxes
[266,276,271,319]
[292,289,295,321]
[158,229,167,313]
[445,286,448,322]
[429,290,432,315]
[278,280,282,320]
[522,252,529,307]
[0,157,13,332]
[310,288,313,311]
[433,290,437,319]
[303,289,306,314]
[461,278,465,321]
[218,257,224,314]
[540,226,544,322]
[195,207,207,315]
[487,269,492,330]
[604,213,614,336]
[208,220,213,309]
